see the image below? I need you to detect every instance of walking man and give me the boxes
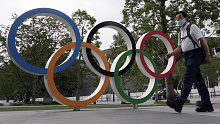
[165,11,214,113]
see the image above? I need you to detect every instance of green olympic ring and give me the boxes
[111,49,158,104]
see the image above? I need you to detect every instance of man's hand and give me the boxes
[205,56,212,65]
[165,53,172,60]
[165,45,182,60]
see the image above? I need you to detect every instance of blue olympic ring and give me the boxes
[7,8,81,75]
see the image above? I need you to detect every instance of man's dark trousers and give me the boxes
[177,49,212,106]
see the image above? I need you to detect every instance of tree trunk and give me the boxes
[165,75,175,101]
[74,76,81,111]
[160,0,174,101]
[24,92,31,103]
[76,78,81,101]
[160,0,168,34]
[31,75,38,104]
[74,57,82,111]
[155,88,159,102]
[6,97,10,103]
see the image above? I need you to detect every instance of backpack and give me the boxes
[180,24,212,64]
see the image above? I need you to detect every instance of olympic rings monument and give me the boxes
[7,8,176,107]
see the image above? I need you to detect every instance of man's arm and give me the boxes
[165,45,182,60]
[199,37,212,64]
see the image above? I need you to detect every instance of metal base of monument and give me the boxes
[73,107,80,111]
[133,104,138,109]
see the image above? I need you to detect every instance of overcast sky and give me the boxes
[0,0,125,50]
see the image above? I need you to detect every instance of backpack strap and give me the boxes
[179,25,194,45]
[186,24,201,49]
[187,24,209,55]
[185,24,212,60]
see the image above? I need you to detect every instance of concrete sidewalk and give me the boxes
[0,96,220,124]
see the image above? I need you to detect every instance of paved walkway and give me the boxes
[0,96,220,124]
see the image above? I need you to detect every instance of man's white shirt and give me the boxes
[178,23,203,52]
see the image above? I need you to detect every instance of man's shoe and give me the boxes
[196,104,214,112]
[167,100,183,113]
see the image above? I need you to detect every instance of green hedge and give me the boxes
[10,101,61,106]
[154,99,190,104]
[185,99,190,104]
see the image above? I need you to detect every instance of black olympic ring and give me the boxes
[85,21,136,77]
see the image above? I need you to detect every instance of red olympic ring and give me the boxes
[139,31,176,78]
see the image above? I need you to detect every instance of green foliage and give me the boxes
[11,16,71,103]
[185,99,190,104]
[0,62,31,101]
[16,16,71,68]
[206,37,220,49]
[110,0,220,95]
[172,58,185,89]
[10,102,24,106]
[154,100,166,104]
[107,32,151,92]
[71,9,100,101]
[122,0,220,43]
[9,101,61,106]
[154,99,190,104]
[0,9,100,103]
[72,9,101,46]
[200,57,220,87]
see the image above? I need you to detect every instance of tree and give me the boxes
[0,10,101,105]
[172,58,185,90]
[71,9,101,110]
[200,57,220,87]
[0,67,17,102]
[121,0,220,101]
[172,37,220,89]
[0,24,10,66]
[16,16,73,104]
[0,25,19,102]
[107,33,150,92]
[0,15,73,103]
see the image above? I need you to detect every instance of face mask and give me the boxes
[177,19,186,26]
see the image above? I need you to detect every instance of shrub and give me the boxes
[9,101,61,106]
[10,102,24,106]
[42,101,61,105]
[185,99,190,104]
[154,101,166,104]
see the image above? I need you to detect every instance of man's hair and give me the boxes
[176,11,189,21]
